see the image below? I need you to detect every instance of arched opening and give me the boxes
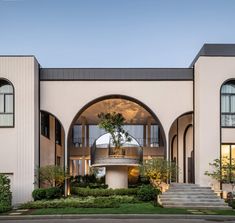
[183,124,193,183]
[67,95,166,187]
[39,110,65,186]
[220,80,235,190]
[168,112,194,183]
[0,78,14,127]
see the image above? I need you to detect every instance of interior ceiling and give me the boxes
[76,99,157,124]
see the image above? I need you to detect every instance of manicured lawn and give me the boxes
[30,203,234,215]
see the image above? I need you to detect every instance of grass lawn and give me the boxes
[30,203,235,215]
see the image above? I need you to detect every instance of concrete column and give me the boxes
[64,133,68,195]
[105,166,128,188]
[147,117,151,147]
[81,116,86,175]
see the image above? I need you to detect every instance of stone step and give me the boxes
[161,201,227,205]
[163,191,216,195]
[160,183,230,210]
[167,190,213,193]
[160,194,219,198]
[163,205,232,210]
[159,198,224,203]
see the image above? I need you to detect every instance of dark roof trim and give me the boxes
[190,44,235,67]
[40,68,193,81]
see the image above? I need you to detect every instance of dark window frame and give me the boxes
[0,79,14,128]
[221,85,235,127]
[41,112,50,139]
[55,119,62,146]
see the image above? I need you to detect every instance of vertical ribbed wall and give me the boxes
[0,57,39,204]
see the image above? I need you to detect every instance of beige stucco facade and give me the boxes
[194,57,235,187]
[0,57,39,204]
[1,44,235,204]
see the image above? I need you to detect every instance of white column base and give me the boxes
[105,166,128,189]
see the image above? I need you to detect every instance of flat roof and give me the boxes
[40,68,193,81]
[190,44,235,67]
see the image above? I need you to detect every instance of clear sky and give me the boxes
[0,0,235,68]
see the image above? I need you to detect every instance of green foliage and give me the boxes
[38,165,69,187]
[20,197,120,209]
[71,187,138,197]
[140,158,178,190]
[70,174,107,189]
[205,157,235,183]
[32,187,62,201]
[137,185,159,201]
[0,174,12,213]
[98,112,132,155]
[45,187,62,200]
[32,188,47,201]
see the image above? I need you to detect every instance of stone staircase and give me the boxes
[159,183,231,210]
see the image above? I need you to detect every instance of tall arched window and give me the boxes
[221,80,235,127]
[0,79,14,127]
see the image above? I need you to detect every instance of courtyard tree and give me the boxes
[205,157,235,184]
[140,158,178,191]
[37,165,69,187]
[98,112,132,156]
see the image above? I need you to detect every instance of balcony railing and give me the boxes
[73,137,159,148]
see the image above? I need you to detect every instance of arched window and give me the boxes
[221,80,235,127]
[0,79,14,127]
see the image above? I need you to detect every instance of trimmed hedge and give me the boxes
[0,174,12,213]
[32,187,63,201]
[137,185,159,201]
[20,197,120,209]
[71,187,138,197]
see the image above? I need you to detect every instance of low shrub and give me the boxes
[71,187,138,197]
[0,174,12,213]
[32,187,62,201]
[32,188,47,201]
[45,187,62,200]
[20,197,119,209]
[137,185,159,201]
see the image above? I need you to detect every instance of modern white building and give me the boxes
[1,44,235,204]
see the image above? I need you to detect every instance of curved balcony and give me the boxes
[91,133,143,167]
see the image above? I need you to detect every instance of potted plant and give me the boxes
[98,112,131,156]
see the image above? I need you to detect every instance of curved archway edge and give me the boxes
[67,94,167,158]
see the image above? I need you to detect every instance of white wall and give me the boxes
[40,81,193,158]
[194,57,235,186]
[0,57,39,204]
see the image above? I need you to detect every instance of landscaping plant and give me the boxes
[140,158,178,191]
[0,174,12,213]
[98,112,132,156]
[37,165,69,187]
[205,157,235,183]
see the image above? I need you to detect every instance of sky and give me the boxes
[0,0,235,68]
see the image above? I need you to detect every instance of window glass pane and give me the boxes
[124,125,143,146]
[73,125,83,147]
[221,114,235,127]
[231,96,235,113]
[55,119,62,145]
[5,94,13,113]
[0,82,13,94]
[0,94,4,113]
[221,95,230,112]
[231,145,235,165]
[221,83,235,94]
[222,145,230,167]
[0,114,13,126]
[41,112,50,138]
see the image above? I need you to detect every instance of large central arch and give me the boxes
[67,94,166,180]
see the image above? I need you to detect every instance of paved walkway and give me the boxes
[0,219,235,223]
[1,214,235,222]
